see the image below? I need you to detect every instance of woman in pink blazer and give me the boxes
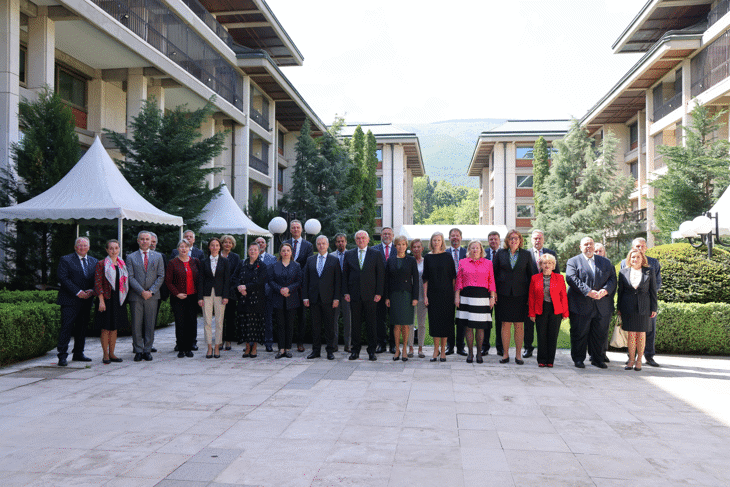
[528,253,569,367]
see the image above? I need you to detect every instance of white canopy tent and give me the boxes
[0,136,183,254]
[198,182,272,249]
[396,224,510,247]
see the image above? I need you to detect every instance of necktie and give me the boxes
[143,251,148,272]
[338,252,344,270]
[292,239,298,259]
[588,258,595,276]
[385,245,389,261]
[453,248,459,271]
[317,255,324,276]
[81,257,87,276]
[359,249,364,269]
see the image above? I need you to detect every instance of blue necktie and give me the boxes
[317,255,325,276]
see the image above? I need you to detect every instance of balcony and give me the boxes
[708,0,730,29]
[620,208,647,224]
[691,30,730,97]
[250,108,270,131]
[653,92,682,121]
[249,154,269,175]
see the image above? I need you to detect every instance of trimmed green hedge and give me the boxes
[0,302,61,366]
[0,290,58,304]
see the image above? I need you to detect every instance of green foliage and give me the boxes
[0,302,61,365]
[0,88,80,288]
[654,301,730,355]
[361,131,378,236]
[337,125,365,231]
[0,290,57,304]
[413,176,436,224]
[652,103,730,242]
[532,136,549,216]
[105,98,225,253]
[416,178,477,224]
[646,243,730,304]
[243,193,279,230]
[423,205,457,225]
[534,119,635,265]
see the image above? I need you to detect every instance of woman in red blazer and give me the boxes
[528,253,569,367]
[166,240,201,358]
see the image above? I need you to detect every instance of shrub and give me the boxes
[646,243,730,304]
[0,302,61,365]
[0,290,58,304]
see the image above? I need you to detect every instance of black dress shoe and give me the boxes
[368,353,377,361]
[603,355,610,363]
[103,358,111,365]
[134,353,143,362]
[191,345,199,351]
[445,347,455,355]
[307,352,321,359]
[344,346,351,353]
[515,358,524,365]
[178,351,185,358]
[375,345,385,354]
[185,351,194,357]
[275,352,284,359]
[58,358,68,366]
[466,355,473,364]
[591,360,608,369]
[645,358,660,367]
[522,349,533,358]
[109,357,123,363]
[327,352,335,360]
[476,355,483,364]
[72,354,92,362]
[499,357,509,364]
[439,357,447,362]
[574,361,585,368]
[284,351,293,358]
[206,354,213,359]
[349,352,359,360]
[430,357,438,362]
[481,348,489,356]
[150,348,157,353]
[142,353,152,361]
[265,345,273,352]
[389,346,395,354]
[456,349,467,356]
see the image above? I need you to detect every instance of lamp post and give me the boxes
[681,211,728,258]
[304,219,322,240]
[268,216,288,253]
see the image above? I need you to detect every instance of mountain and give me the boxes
[399,118,506,187]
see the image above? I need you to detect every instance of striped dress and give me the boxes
[455,257,496,330]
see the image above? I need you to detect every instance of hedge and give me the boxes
[0,290,58,304]
[0,302,61,366]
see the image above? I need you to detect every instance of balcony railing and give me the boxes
[708,0,730,29]
[653,91,682,121]
[179,0,235,49]
[250,108,270,131]
[620,208,647,224]
[249,154,269,175]
[691,30,730,98]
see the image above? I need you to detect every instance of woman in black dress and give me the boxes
[618,249,657,371]
[93,239,129,364]
[233,242,267,358]
[494,229,535,365]
[220,235,241,351]
[385,235,419,361]
[270,243,302,359]
[422,232,456,362]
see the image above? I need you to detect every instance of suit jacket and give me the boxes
[221,251,241,299]
[56,253,98,306]
[528,247,560,274]
[302,253,342,305]
[165,257,200,296]
[617,266,658,317]
[283,238,314,269]
[171,247,204,261]
[155,250,170,301]
[259,251,277,296]
[493,248,535,297]
[373,242,396,264]
[528,272,569,318]
[620,255,661,291]
[342,246,385,301]
[232,258,267,313]
[385,255,420,301]
[566,253,616,316]
[269,261,302,309]
[198,255,231,300]
[485,247,499,262]
[127,249,165,302]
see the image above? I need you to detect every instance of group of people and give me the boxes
[54,222,661,370]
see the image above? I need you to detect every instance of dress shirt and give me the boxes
[336,250,346,270]
[317,254,325,276]
[293,237,302,261]
[451,247,460,272]
[583,254,596,274]
[455,257,496,292]
[358,248,366,268]
[210,255,218,275]
[629,267,642,288]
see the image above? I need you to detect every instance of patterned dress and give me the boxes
[233,257,267,343]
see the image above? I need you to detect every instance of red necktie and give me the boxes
[385,245,389,260]
[144,251,148,271]
[292,239,298,257]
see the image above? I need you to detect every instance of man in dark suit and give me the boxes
[331,233,351,352]
[566,237,616,369]
[127,231,165,362]
[149,232,164,353]
[171,230,204,260]
[523,229,560,358]
[446,227,468,356]
[482,231,501,357]
[343,230,384,361]
[620,237,662,367]
[373,226,394,353]
[303,235,342,360]
[283,219,313,351]
[55,237,98,366]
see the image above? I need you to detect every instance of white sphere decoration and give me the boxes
[692,215,713,235]
[304,218,322,235]
[268,216,288,235]
[679,220,698,238]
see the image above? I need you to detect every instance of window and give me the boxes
[278,166,284,185]
[376,148,383,162]
[19,45,26,86]
[516,175,533,188]
[250,86,269,129]
[516,205,534,218]
[629,123,638,148]
[57,67,86,109]
[277,130,284,153]
[375,176,382,190]
[629,161,638,180]
[515,147,534,159]
[375,205,382,218]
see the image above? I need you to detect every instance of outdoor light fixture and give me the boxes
[681,212,728,258]
[304,218,321,236]
[268,216,287,236]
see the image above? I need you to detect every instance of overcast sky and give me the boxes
[267,0,645,125]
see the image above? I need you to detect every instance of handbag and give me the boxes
[610,316,628,348]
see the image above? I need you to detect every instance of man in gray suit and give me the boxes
[127,231,165,362]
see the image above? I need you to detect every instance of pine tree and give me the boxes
[651,103,730,242]
[0,88,80,287]
[534,119,634,264]
[532,136,549,216]
[280,119,319,221]
[338,125,365,230]
[360,130,378,235]
[105,98,225,252]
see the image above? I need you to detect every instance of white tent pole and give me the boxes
[244,233,248,250]
[179,225,183,242]
[118,218,123,256]
[76,223,79,240]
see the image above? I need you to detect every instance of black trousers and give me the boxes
[376,299,392,348]
[294,301,306,346]
[535,301,561,365]
[569,307,610,364]
[57,301,92,359]
[447,317,466,351]
[171,295,198,352]
[351,297,377,355]
[483,307,503,355]
[276,307,296,350]
[524,319,537,352]
[311,300,336,353]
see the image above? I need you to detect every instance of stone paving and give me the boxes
[1,320,729,487]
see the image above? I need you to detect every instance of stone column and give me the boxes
[681,59,691,147]
[645,92,656,247]
[231,122,248,207]
[126,67,147,132]
[87,75,105,135]
[392,144,405,230]
[147,83,165,111]
[200,116,215,189]
[26,5,54,97]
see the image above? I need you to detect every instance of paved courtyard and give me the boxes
[0,321,729,487]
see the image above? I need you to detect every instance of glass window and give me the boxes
[57,67,86,109]
[375,205,382,218]
[629,162,638,180]
[515,147,534,159]
[278,130,284,152]
[375,176,382,190]
[516,175,533,188]
[19,45,26,85]
[376,148,383,162]
[629,123,638,146]
[516,205,534,218]
[278,166,284,185]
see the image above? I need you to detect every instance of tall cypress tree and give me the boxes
[337,125,365,231]
[360,130,378,235]
[1,88,80,287]
[280,119,319,221]
[532,136,549,216]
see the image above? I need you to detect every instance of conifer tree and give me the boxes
[360,130,378,235]
[532,136,549,216]
[338,125,365,230]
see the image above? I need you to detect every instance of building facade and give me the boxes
[467,120,569,235]
[0,0,325,212]
[339,124,425,238]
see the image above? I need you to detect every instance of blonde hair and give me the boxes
[626,249,648,267]
[429,232,446,252]
[467,240,485,259]
[539,253,556,268]
[393,235,408,247]
[220,234,237,249]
